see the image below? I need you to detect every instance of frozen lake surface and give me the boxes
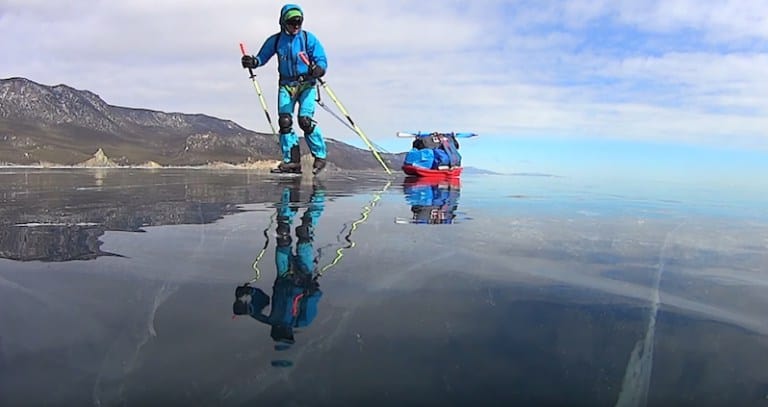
[1,168,766,406]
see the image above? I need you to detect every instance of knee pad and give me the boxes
[296,223,312,242]
[277,220,291,235]
[276,218,294,247]
[278,114,293,134]
[298,116,315,134]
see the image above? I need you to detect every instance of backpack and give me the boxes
[405,133,462,169]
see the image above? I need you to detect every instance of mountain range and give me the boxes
[0,77,403,170]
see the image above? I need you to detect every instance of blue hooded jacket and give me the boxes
[255,4,328,85]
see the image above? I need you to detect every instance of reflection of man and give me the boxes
[233,181,325,346]
[404,178,461,224]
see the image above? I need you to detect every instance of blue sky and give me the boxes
[1,0,767,180]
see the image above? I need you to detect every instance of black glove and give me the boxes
[310,64,325,78]
[241,55,258,69]
[235,284,252,298]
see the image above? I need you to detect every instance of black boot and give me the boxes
[290,145,301,165]
[312,157,326,175]
[271,145,302,174]
[270,162,301,173]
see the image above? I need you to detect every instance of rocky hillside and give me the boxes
[0,77,402,169]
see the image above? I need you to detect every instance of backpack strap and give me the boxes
[274,32,281,54]
[275,31,309,57]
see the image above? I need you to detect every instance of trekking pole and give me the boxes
[298,52,392,175]
[240,43,279,143]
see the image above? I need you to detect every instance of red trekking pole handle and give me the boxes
[240,43,256,78]
[298,51,310,65]
[298,52,325,84]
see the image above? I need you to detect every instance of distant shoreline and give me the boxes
[0,162,403,175]
[0,162,281,171]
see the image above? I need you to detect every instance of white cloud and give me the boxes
[1,0,767,167]
[619,0,768,40]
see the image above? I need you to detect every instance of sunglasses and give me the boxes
[285,18,303,27]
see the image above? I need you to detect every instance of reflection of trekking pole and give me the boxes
[316,180,392,278]
[246,212,276,284]
[298,52,392,175]
[240,43,279,143]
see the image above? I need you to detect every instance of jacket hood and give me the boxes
[279,4,304,29]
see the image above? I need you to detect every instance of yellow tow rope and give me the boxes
[316,79,392,174]
[296,51,391,174]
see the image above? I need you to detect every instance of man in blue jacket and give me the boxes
[241,4,329,175]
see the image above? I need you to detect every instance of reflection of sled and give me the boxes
[397,132,478,178]
[398,176,461,224]
[404,175,461,188]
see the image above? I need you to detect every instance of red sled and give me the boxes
[402,164,463,178]
[397,131,477,178]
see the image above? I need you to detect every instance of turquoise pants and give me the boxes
[278,84,327,162]
[275,185,325,278]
